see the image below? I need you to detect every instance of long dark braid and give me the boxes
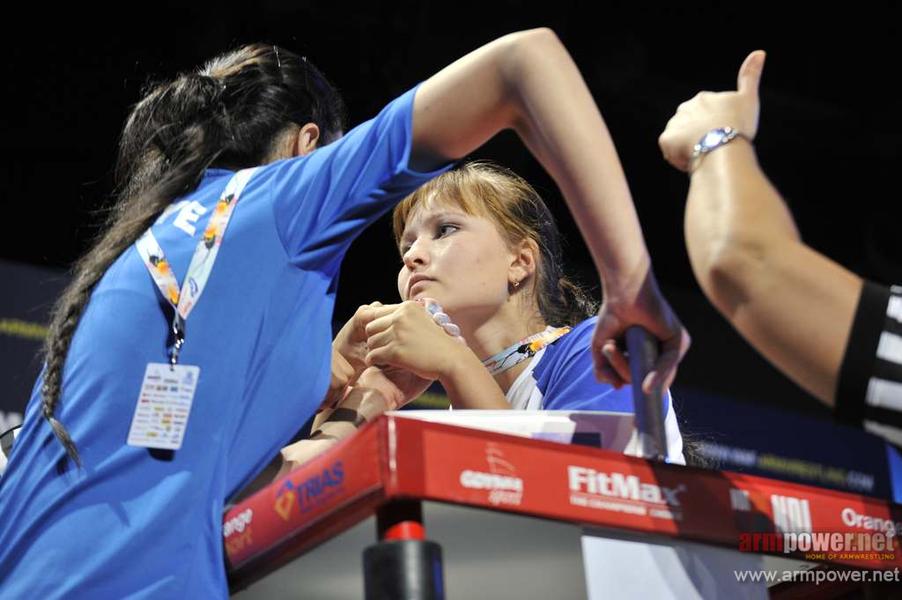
[42,44,345,468]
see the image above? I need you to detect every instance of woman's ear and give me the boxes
[293,122,321,156]
[509,238,538,288]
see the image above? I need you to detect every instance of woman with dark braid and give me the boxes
[0,31,687,597]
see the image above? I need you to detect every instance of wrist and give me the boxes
[356,369,405,409]
[600,252,652,304]
[690,134,756,179]
[438,344,481,385]
[320,386,388,430]
[354,386,394,420]
[689,127,752,174]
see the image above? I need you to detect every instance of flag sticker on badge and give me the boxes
[127,363,200,451]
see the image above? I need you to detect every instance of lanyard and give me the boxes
[135,168,257,365]
[482,325,571,376]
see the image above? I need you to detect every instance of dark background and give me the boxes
[2,3,900,425]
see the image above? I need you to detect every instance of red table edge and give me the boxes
[225,415,902,591]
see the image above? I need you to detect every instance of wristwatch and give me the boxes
[690,127,747,171]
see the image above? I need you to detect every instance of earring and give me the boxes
[513,280,520,288]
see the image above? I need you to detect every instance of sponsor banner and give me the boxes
[420,427,738,544]
[223,422,383,568]
[726,479,902,568]
[223,508,255,558]
[417,420,902,569]
[730,486,902,568]
[225,416,902,579]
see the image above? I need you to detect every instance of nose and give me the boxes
[402,238,430,270]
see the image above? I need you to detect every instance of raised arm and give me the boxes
[658,51,862,405]
[410,28,689,392]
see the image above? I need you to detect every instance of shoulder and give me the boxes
[263,86,422,178]
[537,317,596,371]
[529,318,596,385]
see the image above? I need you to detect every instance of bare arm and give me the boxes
[439,348,512,410]
[278,376,394,479]
[687,141,861,405]
[412,30,643,283]
[659,51,862,405]
[410,29,689,392]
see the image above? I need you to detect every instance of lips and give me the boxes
[407,274,435,297]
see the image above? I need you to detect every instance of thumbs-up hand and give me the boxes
[658,51,766,172]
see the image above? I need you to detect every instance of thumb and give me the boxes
[737,50,766,96]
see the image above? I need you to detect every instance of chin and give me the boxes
[410,287,445,305]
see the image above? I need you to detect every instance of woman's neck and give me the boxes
[458,307,547,394]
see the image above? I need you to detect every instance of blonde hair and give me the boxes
[393,161,596,326]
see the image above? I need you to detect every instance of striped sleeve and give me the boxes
[836,281,902,430]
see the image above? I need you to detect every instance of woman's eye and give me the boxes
[437,224,458,237]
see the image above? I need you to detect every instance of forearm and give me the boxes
[311,374,347,432]
[686,140,803,311]
[688,141,799,267]
[310,407,331,432]
[686,140,861,403]
[505,32,649,291]
[278,386,391,478]
[439,347,511,410]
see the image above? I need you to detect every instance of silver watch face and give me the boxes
[700,128,730,150]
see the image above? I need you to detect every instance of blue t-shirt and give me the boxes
[0,87,449,598]
[506,317,685,462]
